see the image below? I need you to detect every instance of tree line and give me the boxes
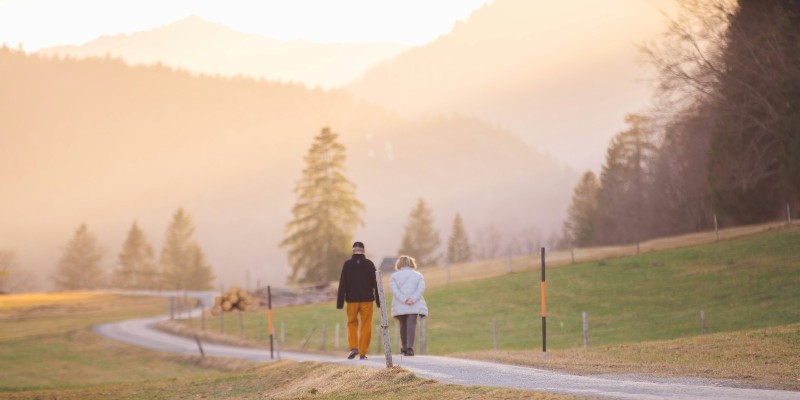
[563,0,799,247]
[51,208,214,291]
[282,127,538,284]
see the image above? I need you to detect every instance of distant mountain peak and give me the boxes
[36,16,408,89]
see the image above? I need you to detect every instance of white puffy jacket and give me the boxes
[389,267,428,317]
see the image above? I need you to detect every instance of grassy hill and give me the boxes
[221,224,799,356]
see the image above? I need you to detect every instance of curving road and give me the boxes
[94,309,800,400]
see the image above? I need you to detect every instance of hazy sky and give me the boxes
[0,0,491,51]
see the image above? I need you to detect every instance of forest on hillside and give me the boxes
[564,0,800,247]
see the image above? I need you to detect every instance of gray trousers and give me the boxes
[395,314,418,350]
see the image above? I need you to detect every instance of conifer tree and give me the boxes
[446,213,471,264]
[398,198,441,267]
[281,127,365,283]
[563,171,599,247]
[160,208,214,290]
[53,224,104,290]
[592,115,656,245]
[112,221,157,289]
[186,243,215,291]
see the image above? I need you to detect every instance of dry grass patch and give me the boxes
[2,360,582,400]
[455,323,800,391]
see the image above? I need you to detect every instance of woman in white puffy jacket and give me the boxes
[390,255,428,356]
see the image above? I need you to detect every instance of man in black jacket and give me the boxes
[336,241,380,360]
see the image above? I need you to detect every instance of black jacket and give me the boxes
[336,254,380,309]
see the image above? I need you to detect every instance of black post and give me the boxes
[268,285,274,360]
[541,247,546,359]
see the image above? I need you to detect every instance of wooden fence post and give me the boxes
[267,286,274,359]
[194,334,205,358]
[582,311,588,349]
[419,316,427,355]
[714,214,719,241]
[788,203,792,225]
[320,322,326,350]
[492,318,498,351]
[375,268,393,367]
[185,291,191,326]
[701,310,706,334]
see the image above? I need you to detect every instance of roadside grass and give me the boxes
[186,224,800,388]
[0,293,242,392]
[2,359,580,400]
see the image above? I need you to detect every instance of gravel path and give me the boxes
[94,312,800,400]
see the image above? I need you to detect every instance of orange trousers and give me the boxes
[346,301,374,356]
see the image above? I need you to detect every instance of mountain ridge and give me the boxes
[37,15,409,88]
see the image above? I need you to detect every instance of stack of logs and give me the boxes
[211,286,254,315]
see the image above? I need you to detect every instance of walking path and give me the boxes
[95,311,800,400]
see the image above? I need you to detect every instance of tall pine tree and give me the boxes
[160,208,214,290]
[563,171,599,247]
[398,198,441,267]
[112,221,158,289]
[53,224,104,290]
[446,213,471,264]
[281,127,365,284]
[592,114,656,245]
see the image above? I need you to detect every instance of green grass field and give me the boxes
[207,224,800,357]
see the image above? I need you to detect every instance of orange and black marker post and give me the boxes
[268,285,274,359]
[540,247,546,357]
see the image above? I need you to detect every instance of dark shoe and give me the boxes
[405,348,414,356]
[400,348,407,356]
[359,355,368,360]
[347,349,358,359]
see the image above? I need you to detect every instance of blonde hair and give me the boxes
[394,255,418,270]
